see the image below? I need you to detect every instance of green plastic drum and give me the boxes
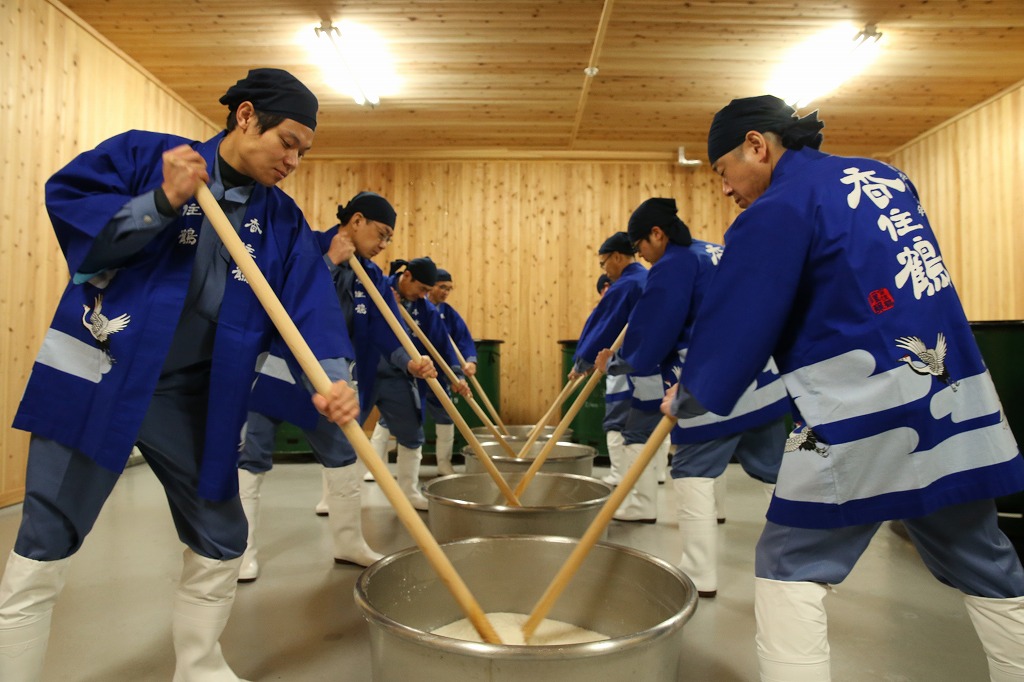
[559,339,608,456]
[971,321,1024,515]
[424,339,503,458]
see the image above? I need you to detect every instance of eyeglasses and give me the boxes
[368,220,393,245]
[598,256,611,269]
[436,284,454,293]
[630,239,645,252]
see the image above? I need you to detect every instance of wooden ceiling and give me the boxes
[61,0,1024,161]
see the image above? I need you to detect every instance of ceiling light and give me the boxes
[310,20,399,107]
[765,23,883,109]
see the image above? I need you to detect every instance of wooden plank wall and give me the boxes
[283,161,738,427]
[0,0,217,506]
[886,81,1024,322]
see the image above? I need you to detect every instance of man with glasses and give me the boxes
[425,269,477,475]
[239,191,435,580]
[570,232,649,487]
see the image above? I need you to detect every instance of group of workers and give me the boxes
[0,63,1022,682]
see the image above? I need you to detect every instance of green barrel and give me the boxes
[425,339,503,459]
[559,339,608,455]
[971,321,1024,516]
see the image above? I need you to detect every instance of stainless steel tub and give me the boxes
[423,473,612,542]
[463,441,595,477]
[355,535,698,682]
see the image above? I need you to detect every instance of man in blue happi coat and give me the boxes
[367,257,465,510]
[239,191,435,580]
[626,198,789,598]
[0,68,361,681]
[569,232,648,487]
[666,94,1024,680]
[425,268,478,476]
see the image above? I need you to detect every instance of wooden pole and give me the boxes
[522,414,676,642]
[193,184,502,644]
[513,374,586,460]
[395,304,518,459]
[450,336,509,436]
[513,326,627,497]
[346,256,520,507]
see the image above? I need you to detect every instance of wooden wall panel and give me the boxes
[285,159,738,425]
[0,0,217,506]
[887,82,1024,321]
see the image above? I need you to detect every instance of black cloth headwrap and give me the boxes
[596,274,612,294]
[598,231,635,255]
[390,257,438,286]
[219,68,318,131]
[436,269,452,283]
[627,198,692,247]
[337,191,397,228]
[706,94,825,165]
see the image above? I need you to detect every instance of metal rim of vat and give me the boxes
[469,440,595,461]
[422,473,612,513]
[353,534,699,661]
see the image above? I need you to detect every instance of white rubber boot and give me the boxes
[963,594,1024,681]
[314,468,329,516]
[602,430,626,486]
[325,465,384,567]
[365,423,392,482]
[674,477,718,597]
[655,436,669,484]
[397,444,429,511]
[0,551,70,681]
[754,578,831,682]
[612,443,658,523]
[236,470,263,583]
[714,472,727,524]
[434,423,456,476]
[172,549,250,682]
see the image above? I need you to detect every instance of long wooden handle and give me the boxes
[450,336,509,436]
[513,326,628,497]
[193,185,501,644]
[515,374,586,459]
[347,256,520,507]
[395,305,518,459]
[522,414,676,642]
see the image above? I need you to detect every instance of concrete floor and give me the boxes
[0,459,992,681]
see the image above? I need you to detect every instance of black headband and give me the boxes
[627,198,692,247]
[219,68,318,131]
[390,257,438,286]
[337,191,397,228]
[707,94,824,165]
[598,231,635,256]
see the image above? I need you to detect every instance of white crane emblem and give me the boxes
[82,294,130,362]
[895,333,957,390]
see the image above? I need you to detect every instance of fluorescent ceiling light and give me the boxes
[766,23,883,108]
[308,20,400,107]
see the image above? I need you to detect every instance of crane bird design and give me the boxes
[895,333,957,391]
[82,295,130,362]
[784,426,828,456]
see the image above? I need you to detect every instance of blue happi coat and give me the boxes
[574,261,647,405]
[437,302,477,365]
[669,240,789,444]
[249,227,410,426]
[13,130,349,501]
[385,274,460,397]
[680,146,1024,528]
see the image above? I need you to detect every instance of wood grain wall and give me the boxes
[2,0,1022,507]
[0,0,217,506]
[886,81,1024,322]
